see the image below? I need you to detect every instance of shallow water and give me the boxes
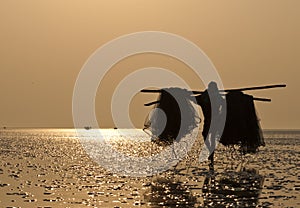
[0,129,299,207]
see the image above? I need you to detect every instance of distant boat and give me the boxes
[84,126,92,130]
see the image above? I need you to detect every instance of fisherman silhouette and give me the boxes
[193,81,225,169]
[143,83,225,167]
[142,82,282,169]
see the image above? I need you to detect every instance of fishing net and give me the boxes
[220,91,265,153]
[143,88,200,144]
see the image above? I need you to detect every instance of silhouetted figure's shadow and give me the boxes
[144,177,197,208]
[144,167,264,207]
[202,168,264,207]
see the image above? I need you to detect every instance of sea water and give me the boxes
[0,129,299,207]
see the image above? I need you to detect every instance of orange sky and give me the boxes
[0,1,299,129]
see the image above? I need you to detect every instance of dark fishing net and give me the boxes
[144,88,200,144]
[220,91,265,153]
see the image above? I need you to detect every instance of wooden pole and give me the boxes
[221,84,286,92]
[252,97,271,102]
[144,101,159,106]
[140,89,161,93]
[144,96,271,106]
[141,84,286,94]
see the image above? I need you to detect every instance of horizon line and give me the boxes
[1,127,300,131]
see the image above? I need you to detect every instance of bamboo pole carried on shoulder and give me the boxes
[144,96,271,106]
[141,84,285,105]
[221,84,286,92]
[141,84,286,94]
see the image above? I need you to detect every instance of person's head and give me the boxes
[208,81,218,92]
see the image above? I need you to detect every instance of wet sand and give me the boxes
[0,129,299,207]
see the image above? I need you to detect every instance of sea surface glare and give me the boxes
[0,129,299,207]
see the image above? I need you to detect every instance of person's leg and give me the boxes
[203,131,215,171]
[208,131,217,172]
[208,151,214,172]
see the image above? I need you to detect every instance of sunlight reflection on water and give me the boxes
[0,129,299,207]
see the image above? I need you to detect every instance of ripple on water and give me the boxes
[0,129,299,207]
